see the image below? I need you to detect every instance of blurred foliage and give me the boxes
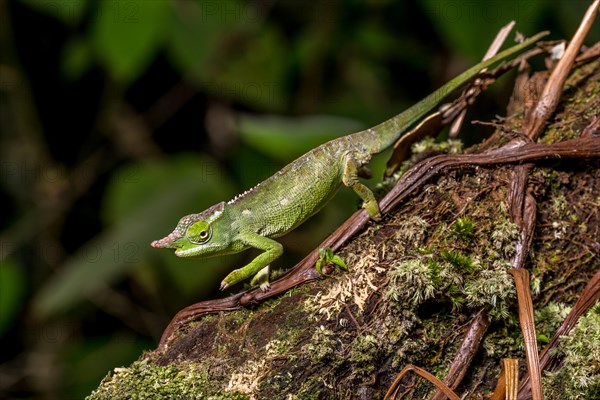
[0,259,25,336]
[33,154,238,318]
[238,113,366,160]
[421,0,544,54]
[0,0,595,398]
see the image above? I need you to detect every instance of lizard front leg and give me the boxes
[220,232,283,291]
[343,154,382,220]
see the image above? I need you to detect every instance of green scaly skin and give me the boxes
[151,32,548,291]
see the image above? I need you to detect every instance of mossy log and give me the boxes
[88,60,599,400]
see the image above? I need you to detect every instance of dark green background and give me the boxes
[0,0,596,398]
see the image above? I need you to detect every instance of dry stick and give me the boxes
[510,269,543,400]
[430,309,490,400]
[523,0,599,140]
[518,269,600,399]
[448,20,515,138]
[382,135,600,213]
[491,359,519,400]
[575,41,600,62]
[506,138,539,399]
[508,182,540,399]
[507,186,540,398]
[383,365,460,400]
[158,134,600,349]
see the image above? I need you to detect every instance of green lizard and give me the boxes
[151,32,547,291]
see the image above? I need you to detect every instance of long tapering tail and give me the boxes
[366,31,549,154]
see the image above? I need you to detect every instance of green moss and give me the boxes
[411,137,463,154]
[349,334,380,377]
[551,193,569,218]
[441,250,475,273]
[483,325,521,357]
[294,376,328,400]
[542,169,562,191]
[489,216,519,259]
[535,302,571,341]
[86,359,247,400]
[543,302,600,400]
[387,258,438,306]
[393,216,430,245]
[386,247,515,319]
[303,326,340,364]
[463,267,515,320]
[452,217,475,241]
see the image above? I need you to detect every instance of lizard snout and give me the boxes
[150,239,164,248]
[151,233,179,249]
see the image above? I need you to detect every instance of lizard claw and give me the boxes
[259,281,271,292]
[219,281,229,291]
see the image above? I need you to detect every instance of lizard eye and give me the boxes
[186,221,212,244]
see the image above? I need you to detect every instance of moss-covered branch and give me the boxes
[88,60,599,400]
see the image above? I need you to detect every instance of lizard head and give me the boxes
[151,202,233,257]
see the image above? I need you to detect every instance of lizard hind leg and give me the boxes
[343,153,382,220]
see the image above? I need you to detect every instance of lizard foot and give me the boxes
[363,200,382,221]
[251,265,271,291]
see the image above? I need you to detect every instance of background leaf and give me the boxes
[20,0,86,26]
[91,0,169,83]
[166,1,287,110]
[237,113,366,161]
[421,0,544,57]
[61,37,93,80]
[0,259,26,336]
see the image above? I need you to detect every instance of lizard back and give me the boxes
[226,137,360,238]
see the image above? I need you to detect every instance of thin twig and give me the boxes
[522,0,599,140]
[509,269,543,400]
[449,20,515,137]
[518,270,600,398]
[383,364,460,400]
[491,359,519,400]
[430,309,490,400]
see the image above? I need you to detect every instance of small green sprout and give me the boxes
[315,248,347,275]
[441,249,475,273]
[536,333,550,344]
[452,217,474,241]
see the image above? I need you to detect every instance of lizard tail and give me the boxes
[366,31,549,154]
